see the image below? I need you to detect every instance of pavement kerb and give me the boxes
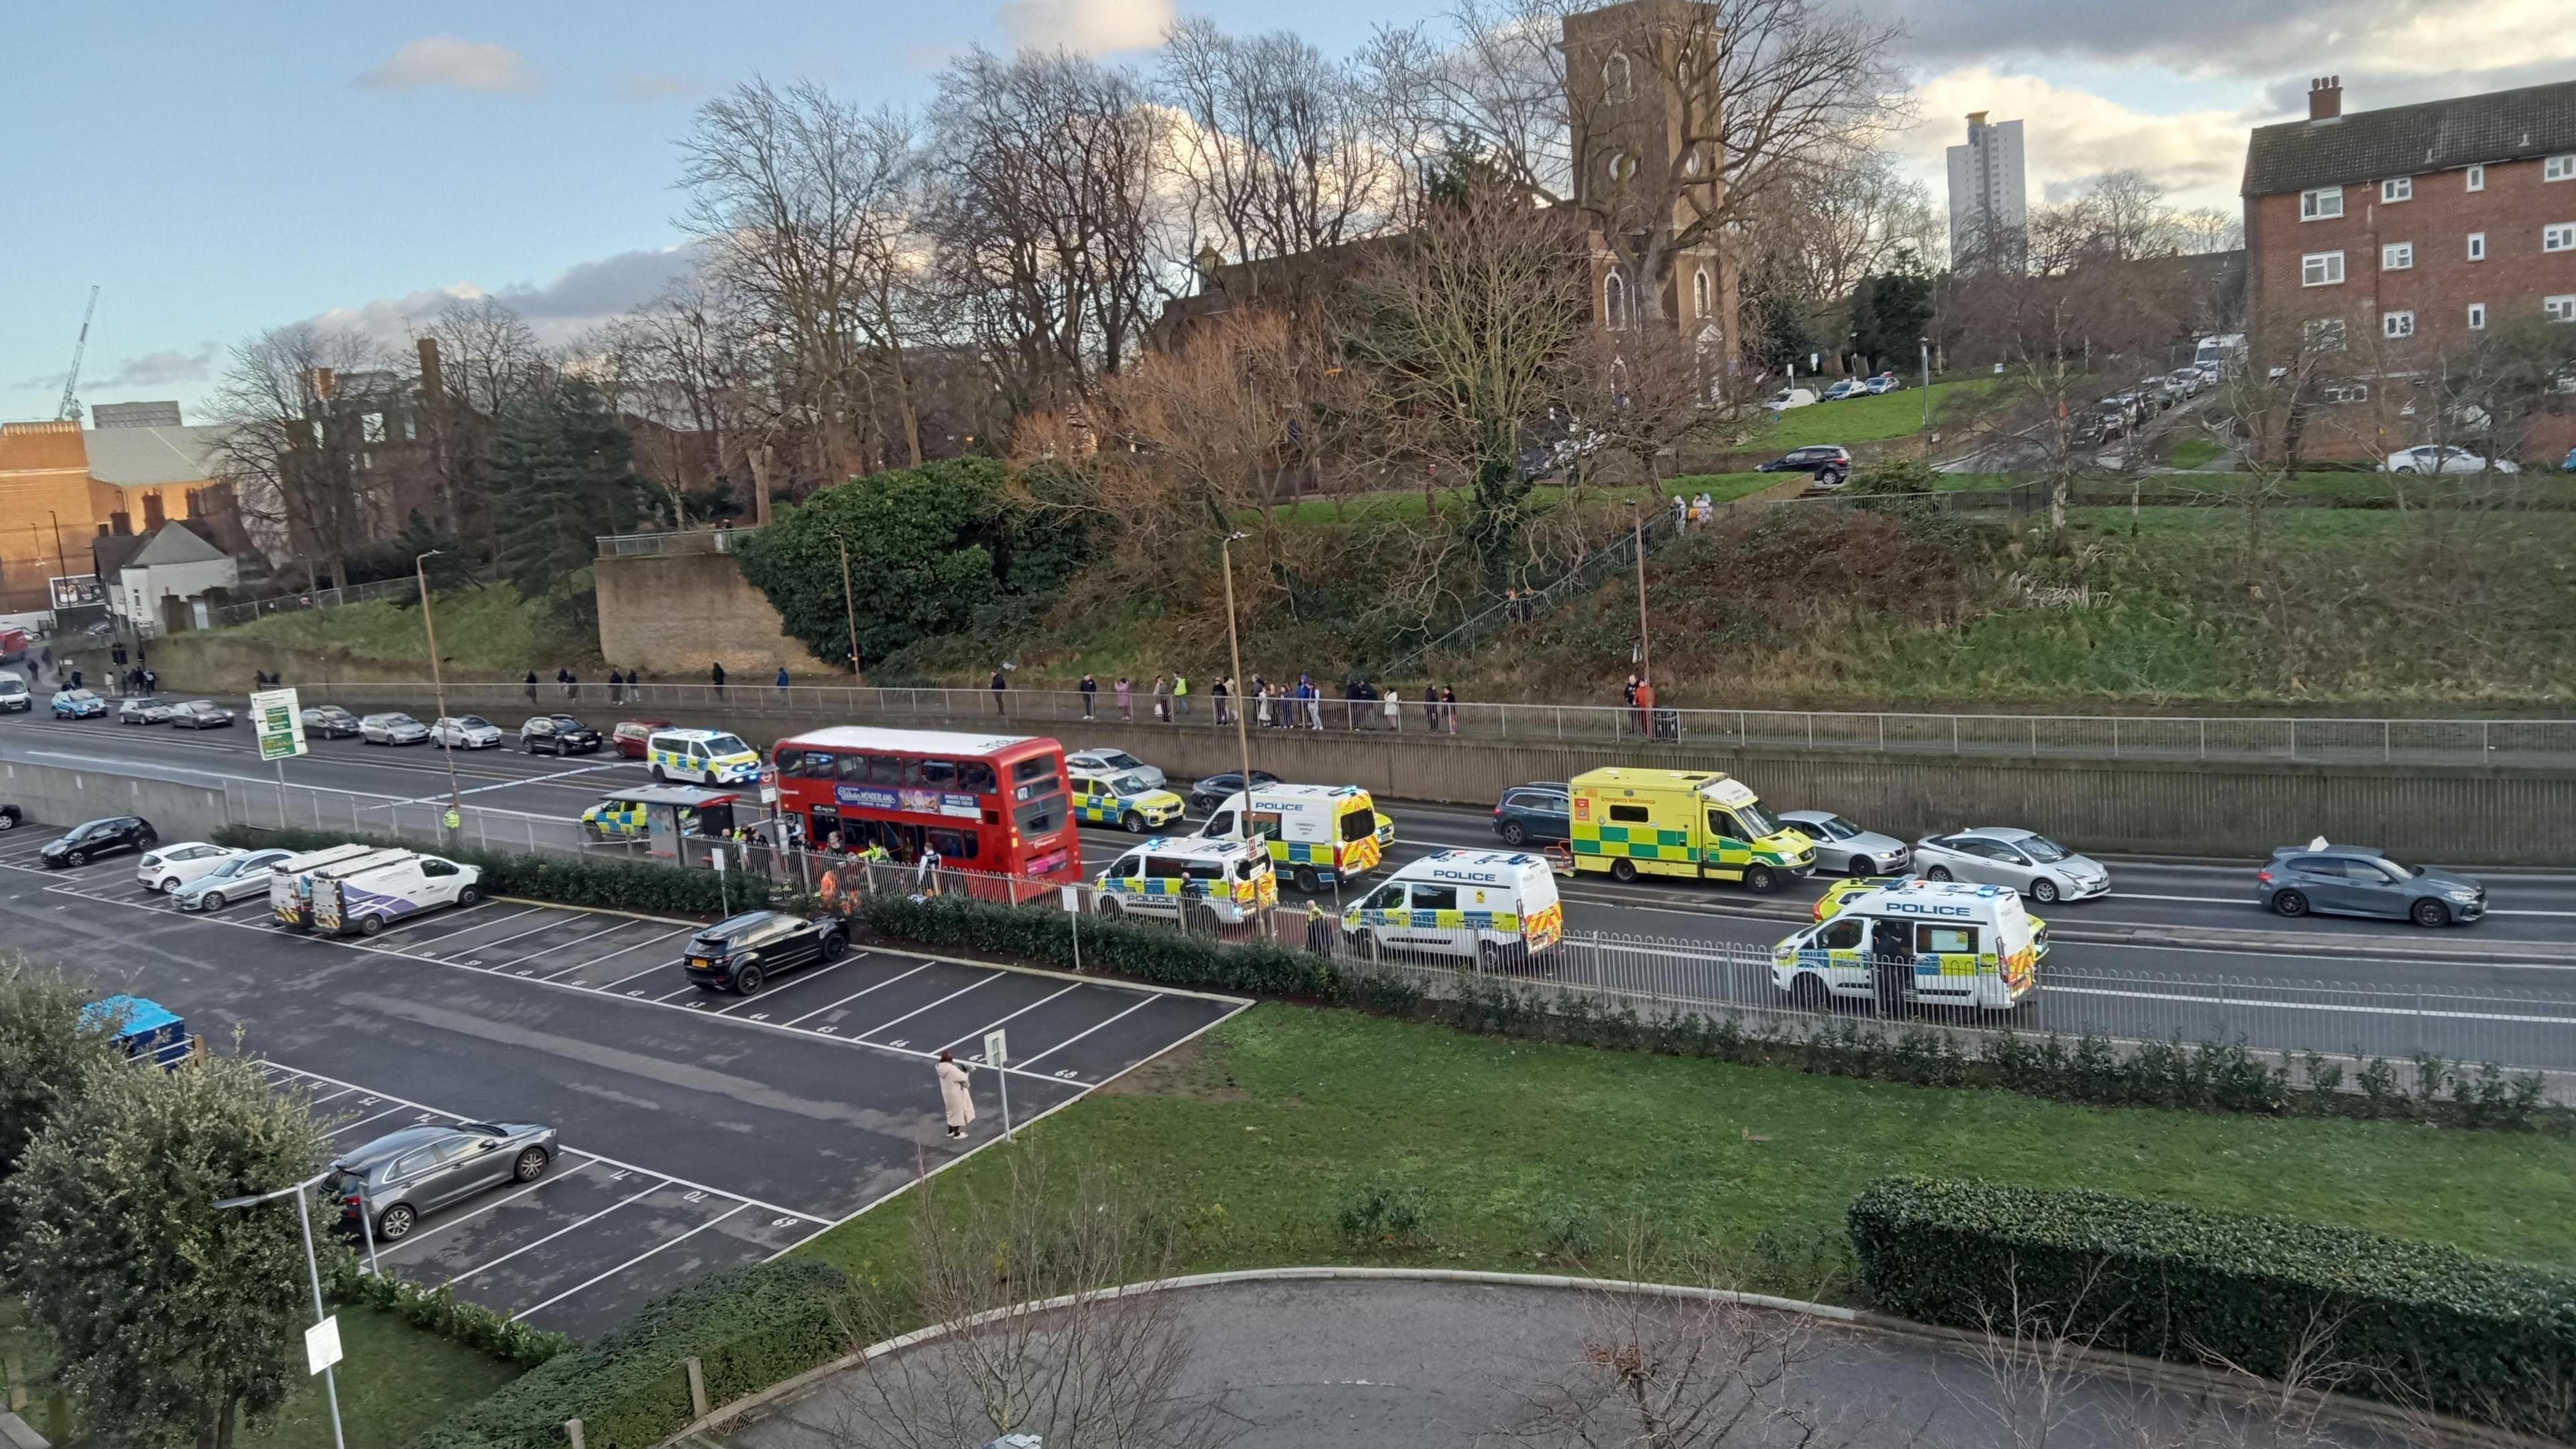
[659,1266,2544,1449]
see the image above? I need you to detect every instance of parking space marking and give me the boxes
[512,1203,750,1323]
[936,982,1083,1053]
[713,959,857,1016]
[1017,995,1161,1068]
[545,927,690,982]
[487,920,636,975]
[851,973,1000,1041]
[600,955,686,990]
[446,1177,672,1283]
[308,1086,360,1106]
[327,1102,432,1135]
[381,1156,602,1252]
[447,912,587,955]
[780,961,932,1027]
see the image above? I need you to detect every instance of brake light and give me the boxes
[2256,869,2271,883]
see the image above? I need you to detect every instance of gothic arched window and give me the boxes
[1603,51,1633,103]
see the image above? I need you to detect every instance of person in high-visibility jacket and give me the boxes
[1303,899,1332,955]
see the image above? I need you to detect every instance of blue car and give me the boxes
[2562,445,2575,472]
[1493,782,1572,847]
[50,688,105,718]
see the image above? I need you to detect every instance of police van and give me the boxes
[1343,849,1564,970]
[1094,836,1278,930]
[1195,783,1392,893]
[1770,879,2040,1011]
[268,845,410,929]
[648,728,763,786]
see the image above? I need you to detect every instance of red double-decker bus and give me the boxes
[769,726,1077,881]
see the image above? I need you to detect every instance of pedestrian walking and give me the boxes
[1079,673,1097,720]
[1673,492,1688,532]
[990,668,1008,716]
[1256,684,1273,729]
[607,670,622,705]
[1694,490,1714,524]
[1303,898,1333,955]
[1382,685,1402,733]
[1442,684,1459,734]
[775,665,790,695]
[524,670,539,705]
[141,667,157,694]
[1173,673,1191,717]
[712,661,728,698]
[1301,674,1322,731]
[1115,676,1132,721]
[1626,675,1646,736]
[936,1051,975,1139]
[1152,674,1171,722]
[1212,675,1231,725]
[918,844,943,895]
[566,669,580,701]
[1423,686,1440,732]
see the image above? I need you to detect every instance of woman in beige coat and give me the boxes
[936,1050,975,1138]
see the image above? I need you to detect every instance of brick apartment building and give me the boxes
[2242,76,2576,461]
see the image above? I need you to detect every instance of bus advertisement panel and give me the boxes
[771,725,1076,881]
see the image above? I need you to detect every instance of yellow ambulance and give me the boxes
[1568,767,1815,892]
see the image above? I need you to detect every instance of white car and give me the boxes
[2384,445,2518,474]
[1778,811,1911,877]
[138,841,241,894]
[1913,827,2110,905]
[360,712,431,745]
[430,715,504,749]
[1067,748,1166,791]
[1762,387,1819,414]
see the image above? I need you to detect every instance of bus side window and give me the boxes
[927,828,975,859]
[922,759,959,788]
[960,761,998,793]
[837,753,869,780]
[869,755,904,785]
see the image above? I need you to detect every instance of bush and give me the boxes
[325,1248,568,1366]
[1847,1177,2576,1438]
[1528,1195,1600,1258]
[410,1258,858,1449]
[212,825,780,918]
[1336,1178,1431,1247]
[853,893,1336,999]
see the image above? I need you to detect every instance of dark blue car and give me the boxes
[1493,783,1572,847]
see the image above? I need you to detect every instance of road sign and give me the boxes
[759,765,780,806]
[983,1028,1008,1066]
[305,1314,343,1375]
[250,687,307,762]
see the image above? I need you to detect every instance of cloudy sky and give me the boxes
[4,0,2566,425]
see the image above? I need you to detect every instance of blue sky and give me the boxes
[3,0,2548,425]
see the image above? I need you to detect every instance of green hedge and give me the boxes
[855,892,1336,998]
[213,824,782,918]
[409,1258,857,1449]
[1847,1177,2576,1438]
[325,1248,568,1366]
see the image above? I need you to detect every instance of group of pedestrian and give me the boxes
[1500,587,1538,624]
[1064,666,1467,734]
[1623,673,1672,740]
[1673,491,1718,530]
[122,665,158,695]
[524,667,645,704]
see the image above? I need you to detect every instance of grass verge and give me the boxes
[796,1004,2576,1293]
[1762,379,1988,450]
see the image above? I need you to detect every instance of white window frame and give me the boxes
[2301,250,2345,286]
[2381,241,2413,270]
[2545,222,2576,253]
[2548,295,2576,323]
[1602,51,1633,104]
[2381,177,2412,203]
[1603,271,1628,330]
[2469,303,2487,331]
[2299,186,2343,221]
[1692,268,1711,318]
[2465,164,2486,192]
[2548,154,2576,183]
[2382,310,2415,339]
[2468,231,2486,261]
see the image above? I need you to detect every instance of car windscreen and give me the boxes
[1110,773,1153,795]
[386,714,417,726]
[1734,803,1782,839]
[2020,835,2072,863]
[706,734,749,756]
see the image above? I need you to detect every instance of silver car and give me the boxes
[169,700,235,729]
[360,712,430,745]
[1779,811,1911,877]
[170,847,292,912]
[1913,827,2110,905]
[118,696,174,724]
[325,1120,557,1242]
[1069,748,1165,791]
[430,714,503,749]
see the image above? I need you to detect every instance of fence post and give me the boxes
[2288,718,2298,761]
[1952,716,1960,755]
[2029,717,2037,758]
[565,1420,585,1449]
[2383,720,2391,763]
[686,1357,708,1419]
[2111,718,2120,757]
[2199,718,2207,761]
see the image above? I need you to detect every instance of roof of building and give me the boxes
[80,423,229,488]
[127,523,229,568]
[2243,79,2576,196]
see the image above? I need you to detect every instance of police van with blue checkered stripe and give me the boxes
[1770,878,2039,1011]
[1094,835,1278,930]
[1342,849,1564,971]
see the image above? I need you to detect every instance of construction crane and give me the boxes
[56,284,99,423]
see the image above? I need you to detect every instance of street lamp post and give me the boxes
[1920,339,1933,431]
[213,1173,346,1449]
[415,551,467,831]
[1218,532,1254,844]
[836,536,863,680]
[1628,503,1652,689]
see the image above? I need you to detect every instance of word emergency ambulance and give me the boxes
[1195,783,1393,893]
[1094,835,1279,930]
[1568,768,1815,892]
[1771,878,2041,1011]
[1342,849,1564,969]
[647,728,763,786]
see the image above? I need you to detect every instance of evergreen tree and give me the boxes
[489,380,653,626]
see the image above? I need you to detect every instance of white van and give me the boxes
[1770,878,2039,1011]
[1094,836,1279,929]
[269,845,408,928]
[647,729,761,786]
[311,852,483,936]
[1342,849,1564,970]
[1196,782,1391,893]
[0,673,29,712]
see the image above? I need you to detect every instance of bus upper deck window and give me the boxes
[960,761,998,793]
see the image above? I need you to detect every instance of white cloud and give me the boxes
[357,36,540,95]
[1888,0,2576,83]
[996,0,1173,54]
[298,246,702,352]
[1896,67,2252,215]
[93,345,217,389]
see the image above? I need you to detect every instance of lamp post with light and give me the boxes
[415,550,466,830]
[1218,531,1255,843]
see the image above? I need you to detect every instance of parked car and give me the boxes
[40,815,157,869]
[612,719,672,759]
[118,696,174,725]
[0,804,17,831]
[2257,843,2484,927]
[2165,368,2205,398]
[2100,393,2145,427]
[683,910,849,995]
[138,842,241,893]
[1068,748,1167,791]
[1762,387,1819,413]
[360,712,431,745]
[1778,811,1911,877]
[327,1121,557,1242]
[168,700,235,729]
[2384,445,2518,474]
[428,715,504,749]
[301,704,363,738]
[1864,372,1904,394]
[1820,378,1868,402]
[1756,444,1853,485]
[1493,782,1572,847]
[2072,410,2124,447]
[49,688,104,719]
[1912,827,2109,904]
[1187,769,1283,816]
[519,714,604,755]
[170,847,292,912]
[0,674,29,712]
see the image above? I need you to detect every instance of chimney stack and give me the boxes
[2308,76,2342,121]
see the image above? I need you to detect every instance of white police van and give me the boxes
[648,728,762,786]
[1094,836,1279,930]
[1342,849,1564,970]
[1770,878,2040,1010]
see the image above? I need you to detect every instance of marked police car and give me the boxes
[1093,836,1277,930]
[1069,767,1188,833]
[648,728,762,786]
[1343,849,1564,971]
[1772,879,2041,1012]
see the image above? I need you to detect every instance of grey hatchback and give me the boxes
[327,1120,557,1241]
[2257,844,2485,928]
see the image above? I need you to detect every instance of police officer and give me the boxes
[1303,898,1332,955]
[1870,918,1911,1016]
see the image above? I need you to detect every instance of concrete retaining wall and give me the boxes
[596,553,833,677]
[0,760,231,839]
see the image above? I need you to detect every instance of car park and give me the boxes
[519,714,604,755]
[1755,444,1853,485]
[1342,849,1564,969]
[2256,842,2485,927]
[327,1120,559,1242]
[1772,879,2041,1011]
[48,688,103,719]
[40,815,157,868]
[309,851,482,936]
[2384,445,2518,474]
[168,699,235,729]
[683,910,849,995]
[301,704,362,738]
[360,712,431,745]
[118,696,174,725]
[137,841,240,893]
[1067,748,1167,791]
[1778,810,1910,876]
[612,719,672,759]
[1094,835,1279,930]
[1187,769,1282,816]
[1913,827,2108,904]
[0,674,28,712]
[169,847,292,911]
[648,728,762,785]
[1070,767,1188,833]
[1493,783,1571,847]
[0,804,19,832]
[429,715,504,749]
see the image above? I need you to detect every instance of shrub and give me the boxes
[853,893,1336,999]
[325,1249,567,1366]
[1529,1195,1601,1258]
[409,1258,858,1449]
[1336,1179,1432,1247]
[1847,1177,2576,1439]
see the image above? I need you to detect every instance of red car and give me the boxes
[612,719,671,759]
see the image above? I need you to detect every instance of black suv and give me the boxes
[685,910,849,995]
[519,714,604,755]
[1756,445,1852,485]
[41,816,158,868]
[1493,783,1571,847]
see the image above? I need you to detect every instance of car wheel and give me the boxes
[458,885,481,906]
[2410,898,2451,928]
[0,814,14,832]
[358,915,384,936]
[649,764,667,782]
[1610,857,1638,883]
[64,850,86,867]
[2031,877,2060,904]
[1476,941,1505,973]
[1790,974,1829,1010]
[2271,889,2308,918]
[1122,810,1146,833]
[512,1147,550,1182]
[376,1204,417,1241]
[1743,865,1780,894]
[158,877,180,894]
[733,965,764,995]
[1097,896,1124,920]
[820,931,848,961]
[201,890,226,912]
[1924,865,1952,882]
[1501,820,1529,847]
[1287,866,1317,894]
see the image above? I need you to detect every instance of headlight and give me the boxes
[2447,888,2478,902]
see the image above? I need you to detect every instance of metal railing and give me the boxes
[277,678,2576,769]
[594,527,762,558]
[200,576,419,629]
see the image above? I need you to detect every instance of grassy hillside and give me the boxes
[155,585,600,689]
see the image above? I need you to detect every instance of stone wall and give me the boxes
[595,551,833,678]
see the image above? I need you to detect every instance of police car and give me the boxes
[1094,836,1277,930]
[647,728,762,786]
[1343,849,1564,971]
[1069,767,1189,833]
[1772,879,2040,1012]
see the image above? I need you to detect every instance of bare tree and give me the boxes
[207,324,398,590]
[415,295,544,549]
[1159,22,1404,271]
[2172,207,2243,256]
[1582,321,1726,486]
